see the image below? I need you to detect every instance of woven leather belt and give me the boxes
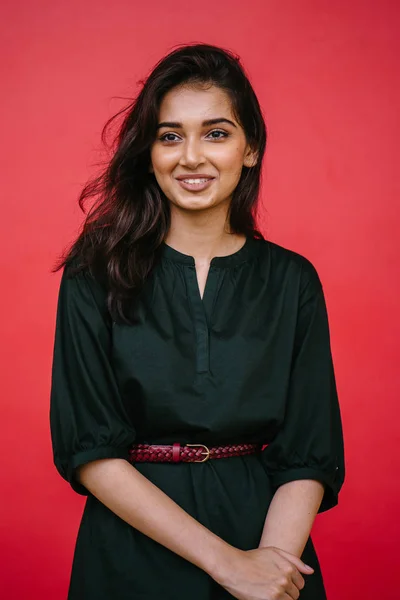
[128,442,262,463]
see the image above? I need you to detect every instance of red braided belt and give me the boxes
[128,442,262,463]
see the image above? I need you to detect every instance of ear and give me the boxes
[243,146,258,168]
[149,163,154,174]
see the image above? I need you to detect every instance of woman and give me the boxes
[50,43,345,599]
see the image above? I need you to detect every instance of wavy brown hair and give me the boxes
[52,42,268,325]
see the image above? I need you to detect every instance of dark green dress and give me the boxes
[49,235,345,600]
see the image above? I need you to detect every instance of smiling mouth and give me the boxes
[176,177,216,192]
[180,178,211,183]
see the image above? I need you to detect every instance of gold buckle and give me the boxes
[186,443,210,462]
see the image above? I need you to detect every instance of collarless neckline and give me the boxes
[160,235,260,268]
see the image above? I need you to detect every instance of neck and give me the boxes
[164,205,246,264]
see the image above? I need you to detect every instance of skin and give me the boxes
[149,83,258,296]
[77,83,325,599]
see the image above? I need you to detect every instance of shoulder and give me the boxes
[256,238,323,294]
[59,254,110,318]
[256,238,322,281]
[63,254,108,289]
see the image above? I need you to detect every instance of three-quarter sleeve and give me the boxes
[49,261,137,495]
[261,260,345,513]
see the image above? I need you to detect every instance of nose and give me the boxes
[178,136,205,168]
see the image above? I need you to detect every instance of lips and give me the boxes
[176,177,216,192]
[175,174,215,180]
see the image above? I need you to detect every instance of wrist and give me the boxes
[203,539,241,583]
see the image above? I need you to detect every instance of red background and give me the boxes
[2,1,399,598]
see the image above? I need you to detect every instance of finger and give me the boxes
[268,557,303,597]
[291,569,305,591]
[286,580,301,599]
[283,590,299,600]
[269,552,303,583]
[274,548,314,574]
[269,553,295,578]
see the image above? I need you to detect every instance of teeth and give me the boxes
[182,178,210,184]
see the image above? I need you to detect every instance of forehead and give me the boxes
[158,84,235,122]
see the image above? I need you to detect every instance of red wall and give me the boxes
[2,1,399,597]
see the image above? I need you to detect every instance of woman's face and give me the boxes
[149,84,257,213]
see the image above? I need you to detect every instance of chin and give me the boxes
[172,193,218,209]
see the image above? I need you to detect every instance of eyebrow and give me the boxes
[156,118,237,130]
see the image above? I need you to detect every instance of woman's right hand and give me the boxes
[211,545,314,600]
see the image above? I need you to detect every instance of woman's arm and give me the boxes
[77,457,313,600]
[258,479,325,556]
[76,457,230,576]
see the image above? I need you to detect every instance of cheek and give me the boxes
[211,141,244,162]
[215,148,246,175]
[150,148,176,174]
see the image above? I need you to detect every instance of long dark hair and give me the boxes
[52,43,268,325]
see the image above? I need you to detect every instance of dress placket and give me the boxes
[185,264,221,374]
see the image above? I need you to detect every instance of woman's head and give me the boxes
[149,82,258,217]
[124,43,267,227]
[53,43,267,323]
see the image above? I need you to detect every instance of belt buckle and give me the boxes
[186,443,210,462]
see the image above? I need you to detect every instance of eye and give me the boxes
[158,129,230,143]
[206,129,229,140]
[159,132,181,142]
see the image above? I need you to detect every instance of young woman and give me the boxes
[50,43,345,600]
